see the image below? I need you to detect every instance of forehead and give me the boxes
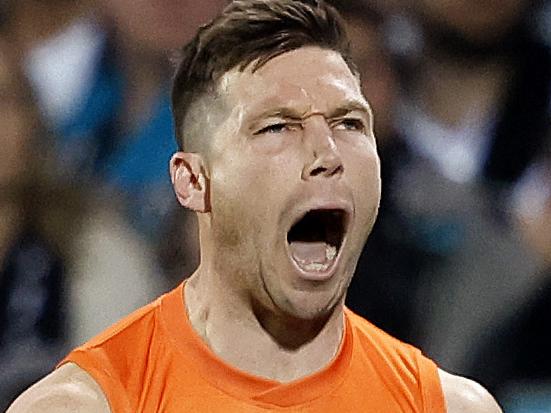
[219,47,365,115]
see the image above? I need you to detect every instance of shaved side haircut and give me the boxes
[171,0,357,151]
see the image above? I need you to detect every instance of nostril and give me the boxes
[309,164,343,177]
[310,166,327,177]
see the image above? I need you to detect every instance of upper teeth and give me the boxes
[326,245,337,260]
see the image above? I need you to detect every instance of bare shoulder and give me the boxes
[7,363,110,413]
[438,368,502,413]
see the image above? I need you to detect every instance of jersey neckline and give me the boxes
[159,282,354,407]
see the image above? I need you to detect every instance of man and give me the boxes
[9,1,502,411]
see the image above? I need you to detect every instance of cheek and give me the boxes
[209,153,283,240]
[344,148,381,223]
[249,132,301,156]
[359,151,381,198]
[217,141,302,200]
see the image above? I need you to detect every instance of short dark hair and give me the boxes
[171,0,354,150]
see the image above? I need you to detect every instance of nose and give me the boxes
[301,117,344,180]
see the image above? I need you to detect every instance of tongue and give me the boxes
[289,241,330,265]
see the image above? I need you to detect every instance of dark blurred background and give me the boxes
[0,0,549,410]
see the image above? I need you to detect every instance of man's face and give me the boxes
[205,47,381,320]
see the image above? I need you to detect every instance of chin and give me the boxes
[265,272,350,322]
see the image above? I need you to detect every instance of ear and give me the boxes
[170,152,210,213]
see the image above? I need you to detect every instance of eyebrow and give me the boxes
[248,107,306,124]
[248,99,373,126]
[327,100,373,121]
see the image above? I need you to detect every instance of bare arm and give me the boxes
[439,368,502,413]
[7,363,110,413]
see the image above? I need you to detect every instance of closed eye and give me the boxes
[254,122,300,135]
[333,118,366,132]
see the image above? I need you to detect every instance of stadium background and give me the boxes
[0,0,550,410]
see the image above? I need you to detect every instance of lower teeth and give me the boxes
[303,262,331,272]
[297,244,337,272]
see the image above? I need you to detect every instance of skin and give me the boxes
[8,47,502,412]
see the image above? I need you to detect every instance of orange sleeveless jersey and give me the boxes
[60,283,446,412]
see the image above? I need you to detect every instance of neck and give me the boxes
[184,264,345,382]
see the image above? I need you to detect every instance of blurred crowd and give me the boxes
[0,0,549,410]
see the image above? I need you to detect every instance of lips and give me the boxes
[286,208,349,281]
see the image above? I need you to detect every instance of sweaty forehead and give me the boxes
[219,47,363,116]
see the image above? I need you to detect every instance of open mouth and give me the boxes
[286,209,348,276]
